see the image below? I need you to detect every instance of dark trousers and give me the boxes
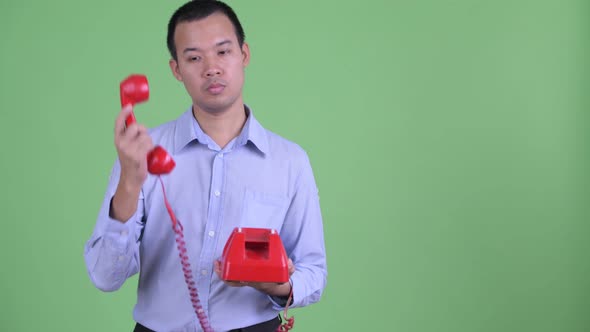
[134,315,281,332]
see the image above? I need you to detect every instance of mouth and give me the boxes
[206,82,226,94]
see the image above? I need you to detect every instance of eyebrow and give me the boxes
[182,40,233,54]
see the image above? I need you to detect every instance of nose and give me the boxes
[203,59,222,78]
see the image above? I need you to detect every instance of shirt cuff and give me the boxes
[103,198,137,250]
[269,279,294,308]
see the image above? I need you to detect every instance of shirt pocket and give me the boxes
[240,189,289,232]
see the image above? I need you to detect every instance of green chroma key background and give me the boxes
[0,0,588,331]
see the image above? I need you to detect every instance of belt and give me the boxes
[134,315,281,332]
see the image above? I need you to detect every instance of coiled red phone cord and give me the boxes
[159,176,214,332]
[277,289,295,331]
[158,176,295,332]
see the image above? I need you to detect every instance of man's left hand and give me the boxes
[214,259,295,297]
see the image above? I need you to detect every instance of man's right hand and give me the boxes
[111,106,154,222]
[114,105,154,189]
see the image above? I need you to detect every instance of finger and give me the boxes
[224,280,246,287]
[136,135,155,156]
[288,259,295,275]
[128,125,152,147]
[122,122,141,141]
[135,124,148,136]
[115,105,133,136]
[116,127,148,162]
[214,260,222,276]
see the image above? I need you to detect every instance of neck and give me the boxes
[192,103,247,149]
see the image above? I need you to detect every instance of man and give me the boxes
[83,1,327,331]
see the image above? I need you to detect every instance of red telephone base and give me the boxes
[221,227,289,283]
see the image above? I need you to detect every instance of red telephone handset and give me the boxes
[119,74,176,175]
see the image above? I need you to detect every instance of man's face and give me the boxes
[169,13,249,114]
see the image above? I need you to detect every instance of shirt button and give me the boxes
[120,230,128,236]
[118,256,125,262]
[201,269,208,275]
[214,190,221,197]
[217,153,223,158]
[208,231,215,237]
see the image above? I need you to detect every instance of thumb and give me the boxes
[115,104,135,135]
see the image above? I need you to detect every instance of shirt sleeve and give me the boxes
[269,152,328,309]
[83,159,144,292]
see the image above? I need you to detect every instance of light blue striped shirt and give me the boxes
[84,107,327,332]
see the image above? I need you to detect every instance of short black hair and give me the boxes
[167,0,246,60]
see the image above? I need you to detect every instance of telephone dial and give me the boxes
[119,74,293,332]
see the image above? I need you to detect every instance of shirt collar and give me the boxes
[173,105,268,155]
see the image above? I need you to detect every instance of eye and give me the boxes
[188,55,202,62]
[219,49,230,56]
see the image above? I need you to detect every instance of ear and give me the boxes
[241,42,250,67]
[169,59,183,81]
